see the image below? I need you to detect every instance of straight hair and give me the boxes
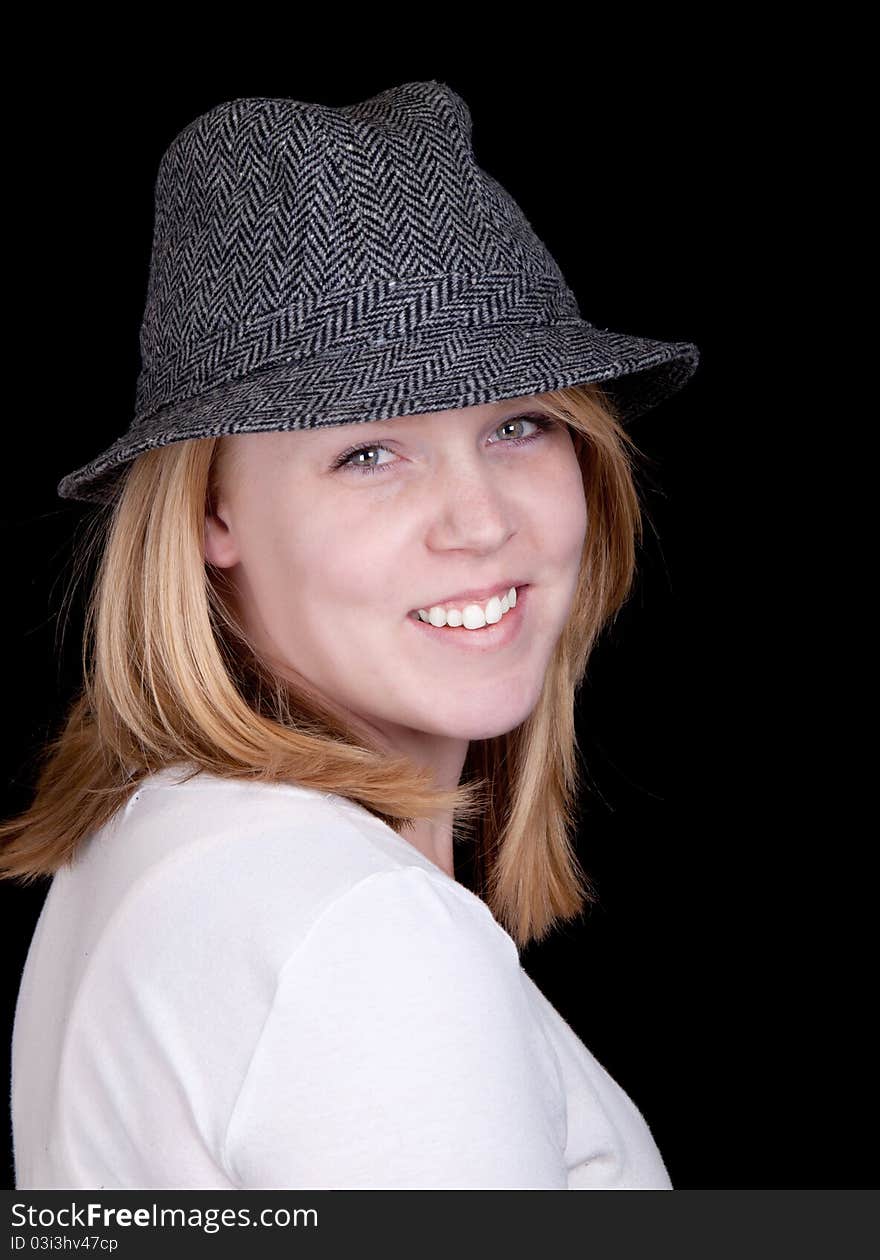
[0,382,653,951]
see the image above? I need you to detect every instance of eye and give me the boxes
[492,415,556,446]
[330,413,557,477]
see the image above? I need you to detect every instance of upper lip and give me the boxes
[410,581,527,611]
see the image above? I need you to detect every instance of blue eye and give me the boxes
[331,413,557,476]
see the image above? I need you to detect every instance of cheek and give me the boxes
[231,497,317,618]
[263,502,394,617]
[537,452,589,554]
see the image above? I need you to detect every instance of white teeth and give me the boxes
[416,585,519,630]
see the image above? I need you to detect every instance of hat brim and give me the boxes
[57,321,700,504]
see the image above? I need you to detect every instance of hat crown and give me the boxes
[57,79,700,506]
[135,81,581,421]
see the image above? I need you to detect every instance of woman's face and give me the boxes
[204,394,587,759]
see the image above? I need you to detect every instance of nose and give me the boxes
[421,456,517,552]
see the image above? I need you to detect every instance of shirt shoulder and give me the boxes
[223,864,569,1188]
[69,764,445,976]
[46,777,495,1186]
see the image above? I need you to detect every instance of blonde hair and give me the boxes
[0,383,654,950]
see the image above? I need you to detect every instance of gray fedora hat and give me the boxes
[57,80,701,505]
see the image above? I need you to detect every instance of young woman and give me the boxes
[1,81,699,1190]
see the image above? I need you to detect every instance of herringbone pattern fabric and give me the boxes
[57,80,700,504]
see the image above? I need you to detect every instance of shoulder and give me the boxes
[70,765,448,982]
[222,864,569,1188]
[239,865,539,1070]
[261,864,537,1073]
[287,864,521,981]
[60,782,496,1093]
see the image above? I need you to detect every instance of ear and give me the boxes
[204,501,240,569]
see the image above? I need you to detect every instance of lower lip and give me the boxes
[406,586,529,653]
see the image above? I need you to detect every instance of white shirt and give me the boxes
[11,764,672,1190]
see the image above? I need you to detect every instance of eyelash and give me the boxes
[331,413,557,476]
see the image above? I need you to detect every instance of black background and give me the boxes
[1,47,872,1193]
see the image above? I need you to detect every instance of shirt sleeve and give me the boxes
[221,865,569,1189]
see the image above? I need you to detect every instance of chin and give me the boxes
[419,693,540,742]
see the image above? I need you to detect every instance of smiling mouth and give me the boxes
[407,585,528,634]
[408,579,525,608]
[407,584,524,625]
